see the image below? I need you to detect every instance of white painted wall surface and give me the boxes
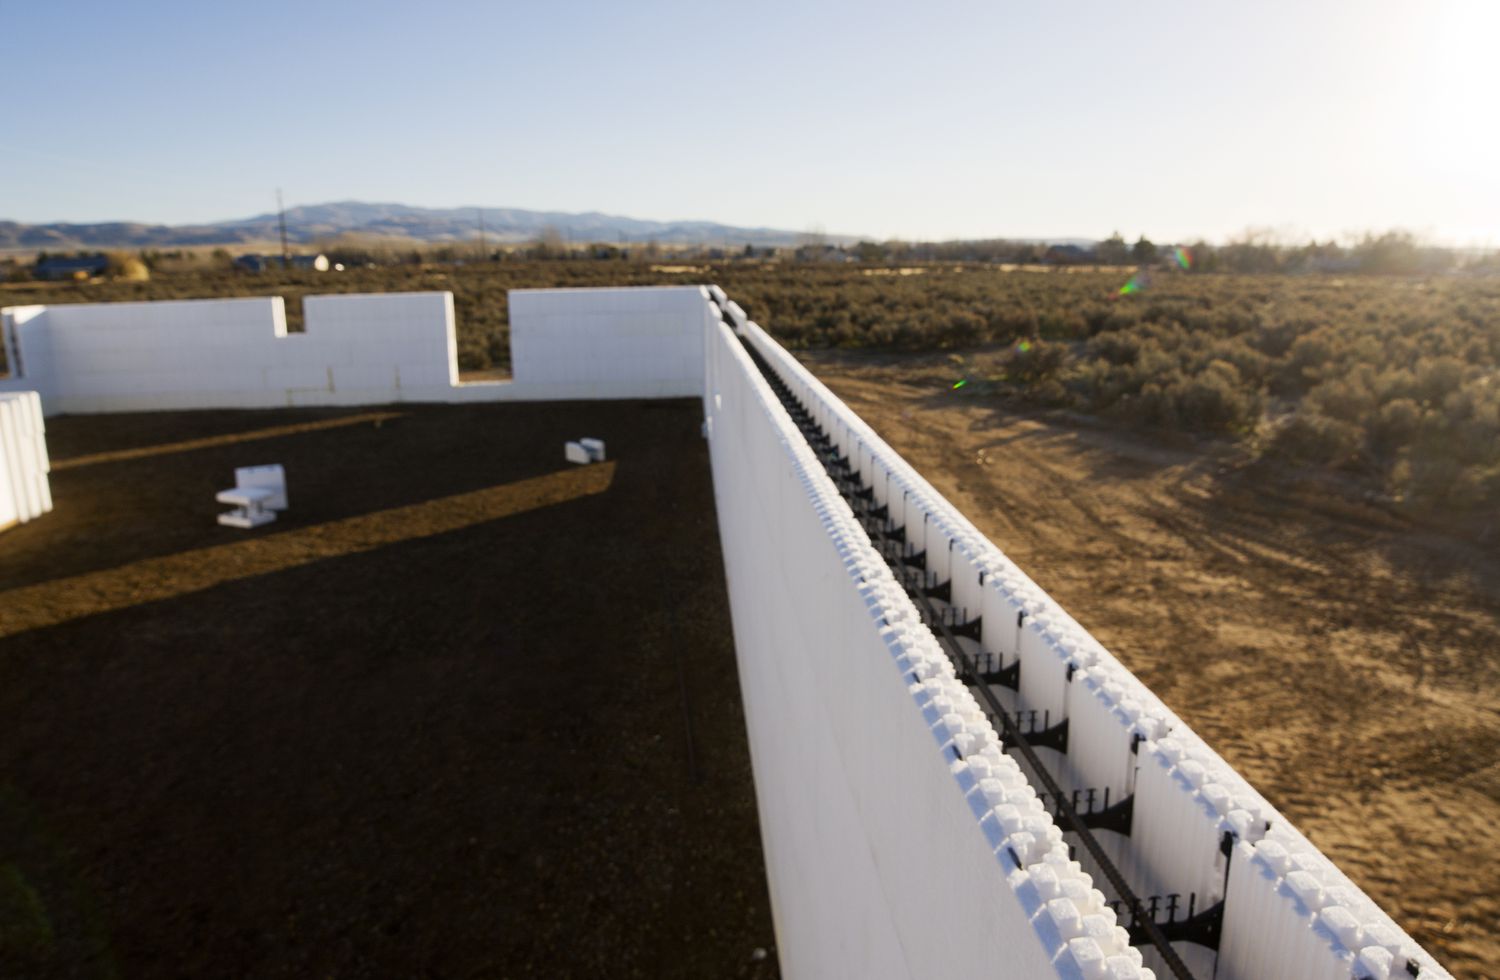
[0,390,52,531]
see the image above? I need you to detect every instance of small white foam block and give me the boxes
[216,486,276,507]
[217,480,278,529]
[217,508,276,529]
[235,464,288,510]
[579,437,606,461]
[565,441,591,465]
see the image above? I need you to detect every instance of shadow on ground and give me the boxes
[0,400,777,979]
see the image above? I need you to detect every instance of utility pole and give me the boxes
[477,208,487,258]
[276,188,289,269]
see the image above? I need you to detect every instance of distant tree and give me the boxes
[533,225,566,259]
[1098,232,1129,265]
[797,226,828,250]
[1186,240,1219,273]
[854,240,887,264]
[1351,231,1433,275]
[105,251,150,281]
[1131,236,1158,266]
[1466,248,1500,273]
[1220,228,1281,273]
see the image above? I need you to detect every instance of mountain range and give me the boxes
[0,202,849,251]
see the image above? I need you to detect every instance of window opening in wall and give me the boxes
[283,294,307,333]
[0,322,15,379]
[455,296,512,384]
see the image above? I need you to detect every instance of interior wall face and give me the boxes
[0,390,51,531]
[0,286,707,415]
[506,286,707,400]
[0,294,459,413]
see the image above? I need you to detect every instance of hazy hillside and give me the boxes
[0,202,846,250]
[0,220,255,249]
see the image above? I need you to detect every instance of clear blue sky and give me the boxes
[3,0,1496,245]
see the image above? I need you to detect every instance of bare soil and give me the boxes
[802,350,1500,980]
[0,401,776,979]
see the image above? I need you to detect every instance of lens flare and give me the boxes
[1173,246,1192,271]
[952,379,968,390]
[1118,272,1147,296]
[1015,340,1033,353]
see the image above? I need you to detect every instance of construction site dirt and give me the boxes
[0,401,776,979]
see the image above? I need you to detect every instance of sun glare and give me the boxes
[1422,2,1500,171]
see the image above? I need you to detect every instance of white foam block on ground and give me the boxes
[216,486,276,507]
[217,509,276,529]
[234,464,288,510]
[565,441,591,465]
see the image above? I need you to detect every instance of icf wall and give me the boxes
[0,286,707,415]
[505,286,707,399]
[704,311,1153,980]
[728,297,1456,980]
[0,391,52,531]
[0,294,459,413]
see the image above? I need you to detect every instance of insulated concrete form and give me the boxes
[705,316,1087,979]
[0,390,50,531]
[506,286,708,400]
[0,294,456,413]
[0,286,708,415]
[727,307,1455,980]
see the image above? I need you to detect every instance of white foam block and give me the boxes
[216,486,276,507]
[235,463,288,510]
[579,437,606,461]
[217,509,276,529]
[565,441,591,465]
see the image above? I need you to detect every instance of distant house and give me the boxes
[33,255,109,281]
[233,253,331,273]
[290,254,330,272]
[794,243,854,263]
[1043,244,1095,266]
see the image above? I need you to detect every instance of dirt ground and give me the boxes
[802,351,1499,980]
[0,401,776,979]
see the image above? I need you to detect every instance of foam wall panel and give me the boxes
[0,390,51,531]
[0,290,738,412]
[730,301,1456,980]
[705,318,1143,978]
[506,286,706,400]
